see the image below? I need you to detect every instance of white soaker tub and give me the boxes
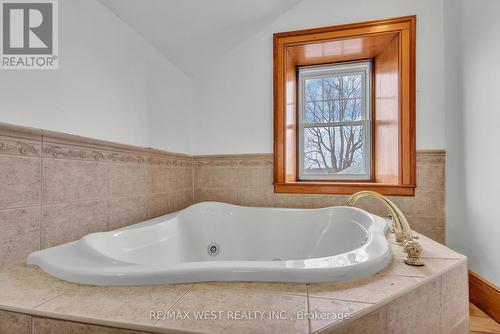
[27,202,392,285]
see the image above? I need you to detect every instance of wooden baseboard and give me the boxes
[469,271,500,323]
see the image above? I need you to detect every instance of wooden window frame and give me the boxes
[273,16,416,196]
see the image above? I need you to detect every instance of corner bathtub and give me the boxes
[27,202,392,285]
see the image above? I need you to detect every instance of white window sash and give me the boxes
[298,61,372,181]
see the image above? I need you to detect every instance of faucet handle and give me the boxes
[403,240,424,266]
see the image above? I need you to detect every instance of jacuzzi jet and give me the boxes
[208,243,220,256]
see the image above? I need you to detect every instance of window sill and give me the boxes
[274,182,415,196]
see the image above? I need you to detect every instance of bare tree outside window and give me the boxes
[298,62,371,180]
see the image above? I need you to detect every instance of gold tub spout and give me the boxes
[346,191,424,266]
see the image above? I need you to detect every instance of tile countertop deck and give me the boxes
[0,232,467,334]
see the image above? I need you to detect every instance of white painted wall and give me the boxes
[192,0,445,154]
[445,0,500,286]
[0,0,194,154]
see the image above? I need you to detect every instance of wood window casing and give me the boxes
[273,16,416,196]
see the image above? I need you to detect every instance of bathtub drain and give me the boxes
[207,243,220,256]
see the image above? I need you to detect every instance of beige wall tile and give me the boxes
[391,191,445,217]
[308,275,419,304]
[0,155,40,209]
[238,166,274,188]
[327,306,387,334]
[274,194,313,208]
[388,233,463,260]
[308,298,371,333]
[43,159,109,204]
[194,188,237,204]
[203,167,238,188]
[193,165,205,189]
[385,276,443,334]
[192,152,446,243]
[375,257,413,277]
[109,163,146,198]
[171,166,193,190]
[442,260,469,331]
[107,197,147,231]
[146,163,171,195]
[446,316,469,334]
[0,207,40,264]
[416,164,445,190]
[35,284,191,327]
[195,281,307,296]
[416,233,464,259]
[402,258,462,277]
[41,201,108,248]
[0,122,449,275]
[236,186,276,207]
[172,189,193,212]
[0,265,69,309]
[275,194,347,209]
[32,317,154,334]
[0,310,31,334]
[146,193,172,219]
[159,284,308,334]
[405,216,445,244]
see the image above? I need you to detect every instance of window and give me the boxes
[273,16,416,196]
[298,62,372,180]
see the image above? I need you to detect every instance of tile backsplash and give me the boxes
[0,123,445,264]
[0,123,193,264]
[193,152,445,243]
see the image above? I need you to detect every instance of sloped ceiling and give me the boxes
[98,0,302,76]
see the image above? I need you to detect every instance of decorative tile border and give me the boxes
[147,157,193,167]
[194,154,273,167]
[0,138,40,157]
[195,152,444,166]
[42,144,147,164]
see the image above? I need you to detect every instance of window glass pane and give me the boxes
[305,101,319,123]
[341,98,364,121]
[342,74,362,98]
[303,125,366,175]
[305,100,341,123]
[305,78,322,102]
[323,99,341,122]
[303,72,364,124]
[323,76,341,99]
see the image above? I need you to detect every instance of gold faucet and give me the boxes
[346,191,424,266]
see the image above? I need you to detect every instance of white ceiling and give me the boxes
[98,0,301,76]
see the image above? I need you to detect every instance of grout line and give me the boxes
[39,133,43,251]
[306,295,376,305]
[0,203,42,212]
[153,285,193,327]
[191,159,195,205]
[31,291,67,309]
[306,284,312,334]
[38,195,154,208]
[0,193,177,213]
[440,274,445,333]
